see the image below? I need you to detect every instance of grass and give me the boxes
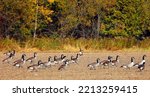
[0,37,150,52]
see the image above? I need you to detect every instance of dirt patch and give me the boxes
[0,51,150,80]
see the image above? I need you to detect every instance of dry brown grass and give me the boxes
[1,38,150,52]
[0,51,150,80]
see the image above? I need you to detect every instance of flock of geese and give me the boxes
[2,49,146,72]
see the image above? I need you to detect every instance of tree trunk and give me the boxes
[96,14,100,38]
[34,0,38,38]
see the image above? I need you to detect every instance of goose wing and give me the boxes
[127,62,134,67]
[58,64,65,70]
[100,60,108,64]
[2,57,11,62]
[14,59,22,64]
[112,60,117,63]
[26,56,34,61]
[87,62,97,67]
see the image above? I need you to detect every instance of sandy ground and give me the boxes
[0,51,150,80]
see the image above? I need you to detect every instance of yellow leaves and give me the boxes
[47,0,54,3]
[46,16,53,22]
[38,6,53,22]
[39,6,53,16]
[101,23,106,31]
[30,0,36,4]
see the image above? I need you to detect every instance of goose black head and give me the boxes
[38,60,42,65]
[22,54,26,60]
[76,54,79,58]
[131,57,135,62]
[22,54,26,57]
[48,56,52,61]
[142,55,146,60]
[54,56,57,61]
[34,52,37,57]
[116,55,119,58]
[96,58,100,63]
[61,54,65,58]
[116,55,119,60]
[108,56,112,59]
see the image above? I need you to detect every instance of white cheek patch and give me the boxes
[16,64,20,67]
[29,67,34,70]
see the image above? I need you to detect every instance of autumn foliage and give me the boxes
[0,0,150,40]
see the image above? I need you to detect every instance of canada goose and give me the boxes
[100,56,112,68]
[11,50,16,58]
[111,55,119,66]
[54,54,66,64]
[120,57,135,69]
[3,50,15,58]
[27,60,43,72]
[48,56,58,66]
[26,52,37,64]
[43,56,52,67]
[2,53,13,64]
[13,54,26,68]
[78,48,83,56]
[87,58,100,70]
[58,60,69,70]
[70,54,79,64]
[3,50,11,56]
[138,62,145,71]
[134,55,146,67]
[134,55,146,71]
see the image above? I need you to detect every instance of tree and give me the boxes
[0,0,54,40]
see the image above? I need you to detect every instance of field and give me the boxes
[0,50,150,80]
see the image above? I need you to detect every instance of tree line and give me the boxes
[0,0,150,41]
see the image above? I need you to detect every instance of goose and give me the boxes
[43,56,52,67]
[54,54,66,64]
[137,62,145,71]
[13,54,26,68]
[120,57,135,69]
[134,55,146,66]
[3,50,15,58]
[70,54,79,64]
[26,52,37,64]
[58,60,69,70]
[87,58,100,70]
[100,56,112,67]
[134,55,146,71]
[27,60,43,72]
[3,50,11,56]
[49,56,58,66]
[2,53,14,64]
[11,50,16,58]
[78,48,83,56]
[111,55,119,66]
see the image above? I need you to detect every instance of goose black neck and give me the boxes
[143,55,146,60]
[97,59,99,63]
[48,57,51,61]
[54,56,57,61]
[131,57,134,62]
[116,56,119,61]
[22,55,25,61]
[76,54,79,58]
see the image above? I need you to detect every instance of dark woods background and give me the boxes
[0,0,150,42]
